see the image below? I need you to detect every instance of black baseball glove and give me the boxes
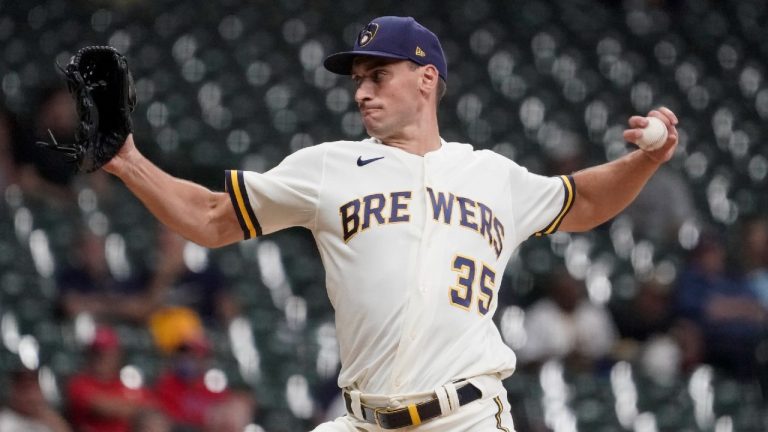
[38,45,136,172]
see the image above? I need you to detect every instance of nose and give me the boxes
[354,80,373,106]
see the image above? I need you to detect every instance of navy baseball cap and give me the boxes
[324,16,448,82]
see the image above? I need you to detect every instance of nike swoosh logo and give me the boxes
[357,156,384,166]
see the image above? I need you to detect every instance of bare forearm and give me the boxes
[106,137,241,247]
[561,150,660,232]
[560,107,679,232]
[117,157,219,244]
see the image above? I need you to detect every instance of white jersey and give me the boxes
[225,138,575,395]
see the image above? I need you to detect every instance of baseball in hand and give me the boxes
[636,116,669,151]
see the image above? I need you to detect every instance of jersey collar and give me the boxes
[367,137,446,157]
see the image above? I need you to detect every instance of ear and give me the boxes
[419,64,439,96]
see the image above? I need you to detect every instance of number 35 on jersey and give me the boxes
[449,255,496,315]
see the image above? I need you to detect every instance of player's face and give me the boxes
[351,58,422,140]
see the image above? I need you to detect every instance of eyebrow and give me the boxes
[351,58,399,77]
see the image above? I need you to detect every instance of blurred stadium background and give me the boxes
[1,0,767,431]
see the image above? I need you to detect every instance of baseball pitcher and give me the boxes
[49,16,679,431]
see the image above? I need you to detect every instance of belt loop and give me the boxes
[349,390,364,420]
[434,385,452,415]
[442,382,460,414]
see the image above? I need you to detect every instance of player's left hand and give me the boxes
[623,107,679,164]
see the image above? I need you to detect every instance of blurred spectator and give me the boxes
[150,226,238,327]
[203,393,254,432]
[736,215,768,308]
[675,230,768,377]
[148,306,207,356]
[623,165,698,246]
[0,367,71,432]
[130,409,172,432]
[613,279,674,342]
[517,267,618,371]
[66,326,157,432]
[311,364,345,426]
[611,278,704,382]
[56,227,160,323]
[0,108,24,193]
[667,318,705,375]
[153,335,254,431]
[57,223,236,327]
[13,86,78,204]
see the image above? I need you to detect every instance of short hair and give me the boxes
[436,78,447,101]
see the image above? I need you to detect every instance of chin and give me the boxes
[363,120,396,141]
[363,124,383,139]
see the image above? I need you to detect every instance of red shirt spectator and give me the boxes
[153,341,231,427]
[67,327,156,432]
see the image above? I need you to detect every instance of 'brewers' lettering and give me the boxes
[339,188,505,256]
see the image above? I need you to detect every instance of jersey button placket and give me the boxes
[420,156,432,296]
[390,160,425,392]
[410,158,433,342]
[422,155,439,298]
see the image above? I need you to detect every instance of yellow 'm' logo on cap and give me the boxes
[415,46,426,57]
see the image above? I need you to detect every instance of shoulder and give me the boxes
[442,140,501,159]
[441,140,475,153]
[285,139,375,159]
[443,140,518,168]
[301,138,378,151]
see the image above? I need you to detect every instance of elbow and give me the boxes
[185,232,232,249]
[191,236,224,249]
[196,210,241,249]
[199,235,235,249]
[188,223,234,249]
[189,193,241,249]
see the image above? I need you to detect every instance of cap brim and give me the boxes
[323,50,410,75]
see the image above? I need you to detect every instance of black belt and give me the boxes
[343,383,482,429]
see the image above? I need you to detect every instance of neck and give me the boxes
[377,113,441,156]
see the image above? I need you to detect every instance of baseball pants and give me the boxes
[312,376,516,432]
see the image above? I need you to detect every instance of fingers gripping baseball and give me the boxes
[623,107,679,164]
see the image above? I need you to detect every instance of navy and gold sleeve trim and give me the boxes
[534,175,576,237]
[225,170,262,239]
